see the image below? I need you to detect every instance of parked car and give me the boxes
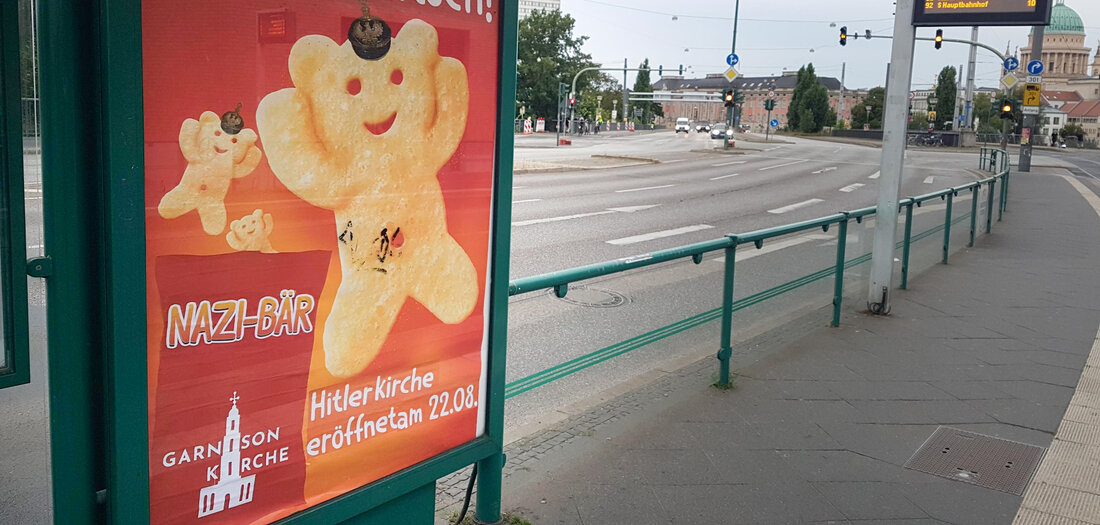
[695,121,711,133]
[710,123,728,140]
[675,117,691,133]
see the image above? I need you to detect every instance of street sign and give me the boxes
[1001,74,1019,89]
[1022,106,1040,115]
[726,53,739,66]
[1003,57,1019,71]
[1026,75,1042,84]
[912,0,1053,27]
[909,91,915,101]
[723,67,739,82]
[770,119,779,128]
[767,90,775,98]
[1027,60,1044,75]
[1023,83,1042,106]
[928,110,938,122]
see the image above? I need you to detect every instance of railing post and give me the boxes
[831,218,848,327]
[969,185,979,247]
[942,192,953,264]
[986,179,996,234]
[475,453,504,524]
[717,240,737,388]
[900,202,914,290]
[998,172,1007,219]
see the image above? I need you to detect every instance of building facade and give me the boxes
[519,0,561,19]
[652,71,866,131]
[1016,1,1100,99]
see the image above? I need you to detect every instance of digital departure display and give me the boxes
[913,0,1052,26]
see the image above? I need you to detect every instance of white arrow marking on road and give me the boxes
[513,199,542,204]
[710,173,740,181]
[615,184,675,193]
[607,224,715,245]
[923,176,935,184]
[512,205,660,227]
[839,183,865,193]
[812,167,838,174]
[759,159,809,171]
[868,171,880,179]
[712,160,746,167]
[768,198,824,214]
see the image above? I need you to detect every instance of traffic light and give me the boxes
[569,97,576,108]
[935,29,943,49]
[840,26,847,46]
[865,29,872,39]
[1000,100,1014,119]
[723,90,735,107]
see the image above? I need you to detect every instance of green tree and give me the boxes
[516,10,599,121]
[932,66,957,130]
[631,58,663,124]
[973,93,998,133]
[577,74,620,121]
[851,87,885,130]
[788,64,831,133]
[908,112,929,131]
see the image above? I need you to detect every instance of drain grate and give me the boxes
[904,426,1045,495]
[551,285,629,308]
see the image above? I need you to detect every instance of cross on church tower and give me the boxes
[230,391,240,406]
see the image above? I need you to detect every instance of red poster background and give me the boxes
[142,1,499,522]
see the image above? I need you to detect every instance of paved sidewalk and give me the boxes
[488,170,1100,524]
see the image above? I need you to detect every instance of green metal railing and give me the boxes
[507,150,1010,391]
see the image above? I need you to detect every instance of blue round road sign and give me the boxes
[1003,57,1019,71]
[726,53,739,66]
[770,119,779,128]
[1027,60,1044,75]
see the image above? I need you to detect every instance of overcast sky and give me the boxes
[560,0,1100,91]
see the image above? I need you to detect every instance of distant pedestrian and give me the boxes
[1077,131,1084,147]
[1052,131,1059,147]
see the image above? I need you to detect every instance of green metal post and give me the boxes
[476,453,504,524]
[831,219,848,327]
[986,179,996,233]
[998,172,1006,220]
[717,242,737,387]
[969,186,979,247]
[942,193,953,264]
[900,203,914,290]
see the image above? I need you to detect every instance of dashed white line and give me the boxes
[709,173,740,181]
[513,186,528,189]
[514,210,615,226]
[714,233,834,262]
[812,167,838,174]
[513,199,542,204]
[923,176,935,184]
[712,160,746,167]
[607,224,715,246]
[662,159,687,164]
[868,171,880,179]
[839,183,865,193]
[768,198,824,214]
[759,159,809,171]
[615,184,675,193]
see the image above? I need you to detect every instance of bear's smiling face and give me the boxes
[196,114,255,165]
[288,21,443,166]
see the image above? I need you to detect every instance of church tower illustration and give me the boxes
[198,392,257,518]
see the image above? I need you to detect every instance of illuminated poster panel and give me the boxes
[913,0,1053,26]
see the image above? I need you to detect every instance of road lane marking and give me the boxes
[513,199,542,204]
[833,147,842,153]
[868,171,880,179]
[759,159,809,171]
[662,159,687,164]
[607,224,714,245]
[512,205,659,227]
[714,233,833,262]
[712,161,746,167]
[765,147,780,152]
[923,176,935,184]
[768,198,824,214]
[839,183,865,193]
[615,184,675,193]
[709,173,740,181]
[513,186,528,189]
[812,167,837,174]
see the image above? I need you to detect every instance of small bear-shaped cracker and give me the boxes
[226,209,276,253]
[257,20,476,378]
[159,111,262,235]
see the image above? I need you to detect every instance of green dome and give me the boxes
[1042,2,1085,35]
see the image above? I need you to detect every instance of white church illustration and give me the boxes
[198,392,257,518]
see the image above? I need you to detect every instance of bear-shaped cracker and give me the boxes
[226,209,276,253]
[257,19,477,378]
[159,111,262,235]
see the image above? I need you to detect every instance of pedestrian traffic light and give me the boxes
[840,26,847,46]
[569,97,576,108]
[935,29,943,49]
[1000,100,1014,119]
[723,90,735,107]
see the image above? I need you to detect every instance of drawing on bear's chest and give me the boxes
[338,220,404,273]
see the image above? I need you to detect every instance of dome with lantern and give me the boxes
[1019,1,1096,81]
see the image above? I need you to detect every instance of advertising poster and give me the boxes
[141,1,500,522]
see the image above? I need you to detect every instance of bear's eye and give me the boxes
[347,78,362,95]
[390,70,403,85]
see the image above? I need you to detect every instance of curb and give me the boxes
[590,154,659,164]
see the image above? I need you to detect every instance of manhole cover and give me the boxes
[551,285,629,308]
[904,426,1045,495]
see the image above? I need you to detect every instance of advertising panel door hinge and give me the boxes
[26,256,52,278]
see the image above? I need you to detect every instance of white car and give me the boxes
[675,118,691,133]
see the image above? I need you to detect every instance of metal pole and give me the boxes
[965,27,978,129]
[867,0,915,315]
[969,185,979,247]
[986,179,996,233]
[475,453,503,523]
[623,58,629,130]
[900,203,914,290]
[942,193,954,264]
[839,62,846,127]
[832,219,849,327]
[731,0,740,55]
[1019,26,1044,172]
[952,63,963,131]
[717,243,737,388]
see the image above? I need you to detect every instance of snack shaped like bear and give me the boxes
[226,208,276,253]
[257,19,477,378]
[159,111,262,235]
